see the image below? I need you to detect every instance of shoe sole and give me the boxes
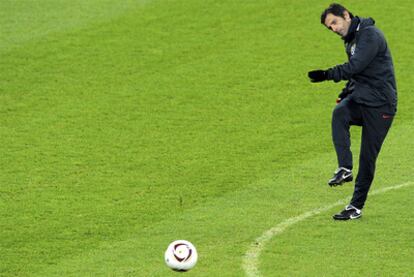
[328,176,353,187]
[333,214,362,220]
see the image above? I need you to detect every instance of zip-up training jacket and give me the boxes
[326,17,397,111]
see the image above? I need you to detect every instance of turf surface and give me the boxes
[1,0,413,276]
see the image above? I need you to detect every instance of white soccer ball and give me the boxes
[164,240,198,271]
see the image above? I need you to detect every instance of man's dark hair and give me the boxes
[321,3,354,25]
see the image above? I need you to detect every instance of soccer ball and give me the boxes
[164,240,198,272]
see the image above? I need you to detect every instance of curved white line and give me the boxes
[242,182,413,277]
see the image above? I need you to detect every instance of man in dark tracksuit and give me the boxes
[308,3,397,220]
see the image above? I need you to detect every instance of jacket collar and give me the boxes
[343,17,360,43]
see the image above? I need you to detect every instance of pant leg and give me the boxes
[350,105,394,209]
[331,98,362,170]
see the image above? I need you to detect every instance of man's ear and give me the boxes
[343,11,351,21]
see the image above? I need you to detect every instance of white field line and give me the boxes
[242,182,413,277]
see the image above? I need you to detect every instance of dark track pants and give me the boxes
[332,98,394,209]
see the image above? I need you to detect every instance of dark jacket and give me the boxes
[327,17,397,112]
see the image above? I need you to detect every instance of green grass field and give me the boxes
[1,0,413,276]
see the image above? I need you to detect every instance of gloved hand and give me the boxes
[336,88,352,103]
[308,70,328,83]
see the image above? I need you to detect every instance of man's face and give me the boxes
[324,12,352,37]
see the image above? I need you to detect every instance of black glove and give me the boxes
[308,70,328,83]
[336,88,352,103]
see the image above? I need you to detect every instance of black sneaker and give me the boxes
[328,167,353,187]
[333,205,362,220]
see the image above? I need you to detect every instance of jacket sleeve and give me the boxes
[326,28,381,82]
